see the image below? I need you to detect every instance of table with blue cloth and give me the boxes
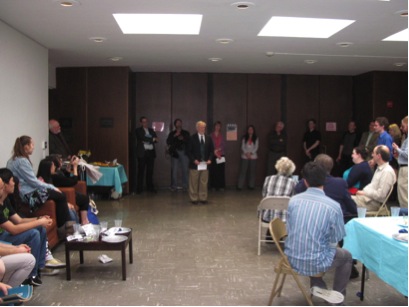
[86,165,128,195]
[344,217,408,300]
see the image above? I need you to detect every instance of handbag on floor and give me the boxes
[87,199,99,224]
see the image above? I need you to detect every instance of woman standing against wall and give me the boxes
[237,125,258,190]
[210,121,226,191]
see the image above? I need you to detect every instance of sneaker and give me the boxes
[39,267,60,276]
[311,287,344,304]
[23,276,42,286]
[46,258,66,268]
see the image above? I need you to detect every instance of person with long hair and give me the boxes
[343,146,373,194]
[237,125,258,190]
[6,136,73,233]
[209,121,226,191]
[37,156,90,225]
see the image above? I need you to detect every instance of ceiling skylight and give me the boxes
[113,14,202,35]
[258,16,355,38]
[383,28,408,41]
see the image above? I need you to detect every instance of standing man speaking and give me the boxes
[188,121,214,204]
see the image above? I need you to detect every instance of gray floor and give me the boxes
[28,189,407,306]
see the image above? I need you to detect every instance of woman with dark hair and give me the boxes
[237,125,259,190]
[343,146,373,195]
[6,136,73,232]
[37,156,90,225]
[303,119,321,161]
[209,121,226,191]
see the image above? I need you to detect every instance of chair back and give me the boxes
[269,218,288,258]
[257,196,290,211]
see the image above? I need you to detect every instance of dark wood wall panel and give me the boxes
[212,74,247,187]
[319,76,354,160]
[373,72,408,124]
[171,73,208,134]
[286,75,320,174]
[87,67,130,192]
[247,74,282,183]
[353,73,374,133]
[52,68,87,154]
[134,73,172,189]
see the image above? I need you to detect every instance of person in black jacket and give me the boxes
[37,156,90,225]
[135,116,158,194]
[187,121,214,204]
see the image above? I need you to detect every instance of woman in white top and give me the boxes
[237,125,259,190]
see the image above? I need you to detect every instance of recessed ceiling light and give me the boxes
[258,16,355,38]
[54,0,81,7]
[337,42,354,47]
[113,14,202,35]
[394,62,406,67]
[89,37,107,43]
[304,60,317,64]
[231,2,255,9]
[383,28,408,41]
[208,57,222,62]
[395,10,408,17]
[265,51,275,57]
[216,38,234,44]
[109,57,123,62]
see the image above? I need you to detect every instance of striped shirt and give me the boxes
[284,188,346,276]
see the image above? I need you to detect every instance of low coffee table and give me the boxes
[65,231,133,281]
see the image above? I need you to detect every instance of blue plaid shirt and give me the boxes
[284,188,345,276]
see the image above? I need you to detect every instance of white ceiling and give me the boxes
[0,0,407,76]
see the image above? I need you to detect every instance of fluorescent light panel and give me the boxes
[258,16,355,38]
[383,28,408,41]
[113,14,202,35]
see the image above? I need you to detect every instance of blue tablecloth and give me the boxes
[344,217,408,296]
[86,165,128,194]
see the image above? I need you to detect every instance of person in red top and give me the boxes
[210,121,226,191]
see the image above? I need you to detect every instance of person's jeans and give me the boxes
[0,226,47,277]
[171,150,189,189]
[310,247,352,296]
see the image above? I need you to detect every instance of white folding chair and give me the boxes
[257,196,290,255]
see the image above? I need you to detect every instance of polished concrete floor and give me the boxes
[28,189,407,306]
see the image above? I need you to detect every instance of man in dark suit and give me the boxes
[187,121,214,204]
[49,119,72,159]
[135,116,158,194]
[358,120,379,159]
[295,154,357,220]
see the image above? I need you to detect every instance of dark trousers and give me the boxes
[47,189,71,227]
[137,155,155,192]
[209,158,225,189]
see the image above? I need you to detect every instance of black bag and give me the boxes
[24,188,49,213]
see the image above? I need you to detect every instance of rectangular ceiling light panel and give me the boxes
[258,16,355,38]
[113,14,202,35]
[383,28,408,41]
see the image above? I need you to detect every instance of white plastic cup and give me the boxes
[73,223,80,235]
[114,219,122,228]
[357,207,367,218]
[391,206,400,217]
[100,221,108,232]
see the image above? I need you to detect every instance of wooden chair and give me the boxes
[257,196,290,255]
[268,218,320,306]
[366,186,394,217]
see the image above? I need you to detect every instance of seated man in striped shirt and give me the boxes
[285,162,352,304]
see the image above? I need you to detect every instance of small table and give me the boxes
[344,217,408,299]
[65,231,133,281]
[86,165,128,195]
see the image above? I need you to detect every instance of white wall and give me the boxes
[0,20,49,171]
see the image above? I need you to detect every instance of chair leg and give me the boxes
[290,271,314,306]
[269,267,284,305]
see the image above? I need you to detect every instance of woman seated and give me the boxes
[261,157,296,223]
[343,146,373,195]
[6,136,73,233]
[37,156,90,225]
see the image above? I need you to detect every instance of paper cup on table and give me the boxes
[357,207,367,218]
[391,206,400,217]
[114,219,122,228]
[73,223,80,235]
[100,221,108,232]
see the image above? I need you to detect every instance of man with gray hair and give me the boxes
[49,119,71,159]
[352,145,396,211]
[187,121,214,204]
